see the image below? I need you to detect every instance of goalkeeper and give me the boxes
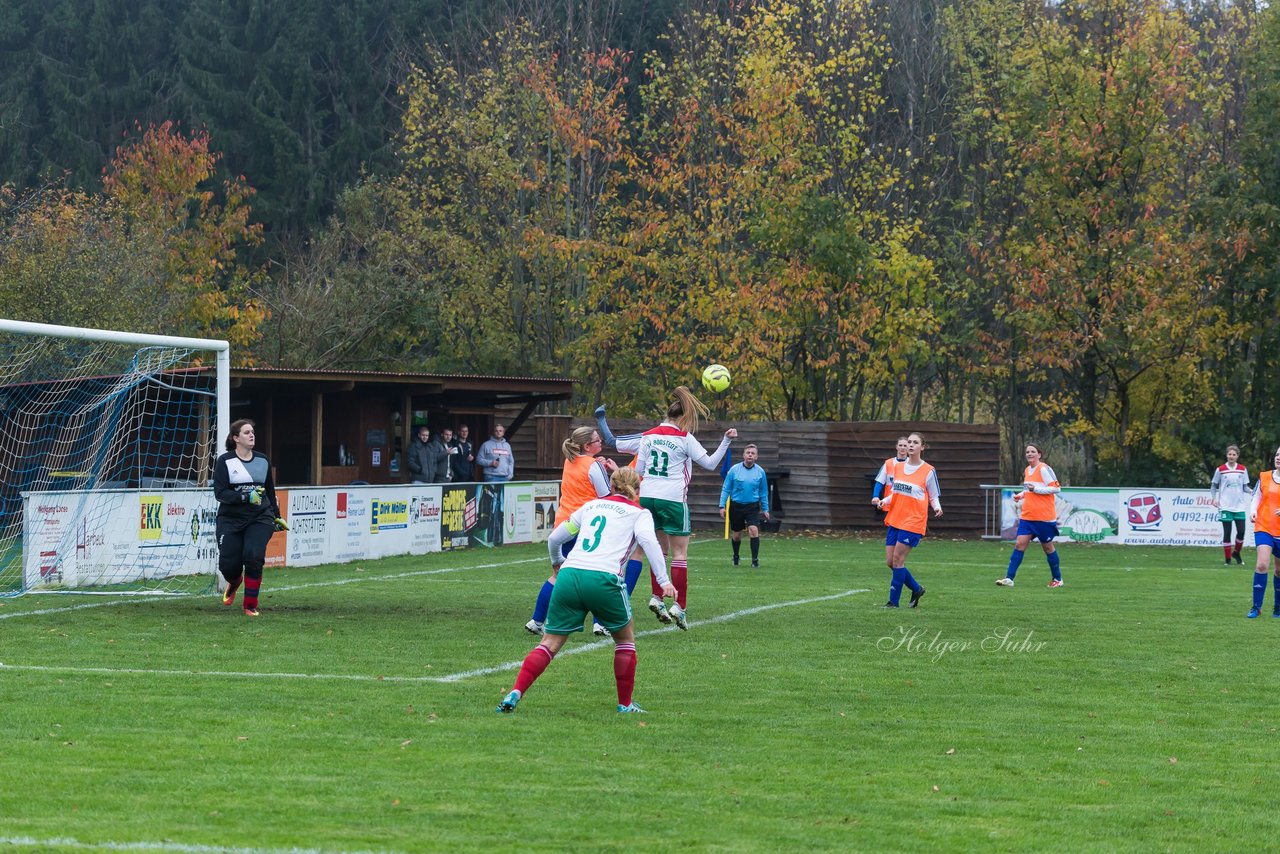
[213,419,286,617]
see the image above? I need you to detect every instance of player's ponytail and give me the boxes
[610,466,641,501]
[562,426,597,461]
[667,386,710,433]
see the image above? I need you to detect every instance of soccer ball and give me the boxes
[701,364,731,393]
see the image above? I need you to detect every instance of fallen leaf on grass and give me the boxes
[1168,757,1177,764]
[932,786,939,792]
[945,748,955,755]
[401,740,413,748]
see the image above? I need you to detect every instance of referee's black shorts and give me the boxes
[728,501,763,532]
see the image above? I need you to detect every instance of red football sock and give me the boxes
[613,643,636,706]
[1234,540,1244,558]
[650,556,668,597]
[671,560,688,608]
[513,645,555,694]
[1224,544,1234,562]
[243,576,262,610]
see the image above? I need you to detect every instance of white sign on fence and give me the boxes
[998,486,1253,547]
[23,481,561,590]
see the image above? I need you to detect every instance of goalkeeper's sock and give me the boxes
[1005,549,1025,581]
[514,645,554,693]
[624,559,643,595]
[220,571,242,605]
[1047,550,1061,581]
[613,642,637,706]
[1253,572,1268,609]
[750,537,760,562]
[671,560,688,609]
[531,580,554,623]
[243,575,262,610]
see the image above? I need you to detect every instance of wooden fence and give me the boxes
[507,416,998,535]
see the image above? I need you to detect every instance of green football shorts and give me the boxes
[544,566,633,634]
[640,496,690,536]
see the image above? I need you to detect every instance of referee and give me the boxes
[719,443,770,567]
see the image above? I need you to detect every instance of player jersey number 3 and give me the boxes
[580,515,607,552]
[647,450,670,478]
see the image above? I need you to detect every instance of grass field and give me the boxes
[1,534,1277,852]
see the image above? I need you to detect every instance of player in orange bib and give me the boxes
[872,437,909,569]
[1246,445,1280,618]
[524,426,616,635]
[996,444,1063,588]
[873,432,941,607]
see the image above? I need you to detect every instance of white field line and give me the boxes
[0,538,725,621]
[434,588,872,683]
[0,836,394,854]
[0,589,871,685]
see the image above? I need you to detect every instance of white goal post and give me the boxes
[0,319,230,595]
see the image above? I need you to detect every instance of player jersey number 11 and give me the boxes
[647,451,669,477]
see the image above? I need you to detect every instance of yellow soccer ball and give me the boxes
[701,364,731,394]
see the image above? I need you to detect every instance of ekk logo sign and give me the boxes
[140,495,164,540]
[1125,492,1163,531]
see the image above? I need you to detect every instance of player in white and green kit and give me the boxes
[1210,444,1252,565]
[497,467,675,714]
[615,386,736,630]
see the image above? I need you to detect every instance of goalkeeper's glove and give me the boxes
[273,516,289,532]
[247,487,263,506]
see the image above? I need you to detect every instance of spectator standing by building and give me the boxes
[451,424,475,482]
[438,427,457,481]
[427,428,452,482]
[719,443,770,567]
[478,424,515,482]
[407,425,432,484]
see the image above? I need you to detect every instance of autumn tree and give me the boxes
[576,0,937,420]
[996,0,1238,482]
[0,122,265,350]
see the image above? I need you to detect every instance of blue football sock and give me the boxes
[595,409,617,449]
[624,559,643,595]
[903,568,921,593]
[532,580,554,623]
[889,567,906,605]
[1272,574,1280,607]
[1006,549,1025,580]
[1046,550,1061,581]
[1253,572,1268,609]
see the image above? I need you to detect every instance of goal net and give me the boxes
[0,319,229,596]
